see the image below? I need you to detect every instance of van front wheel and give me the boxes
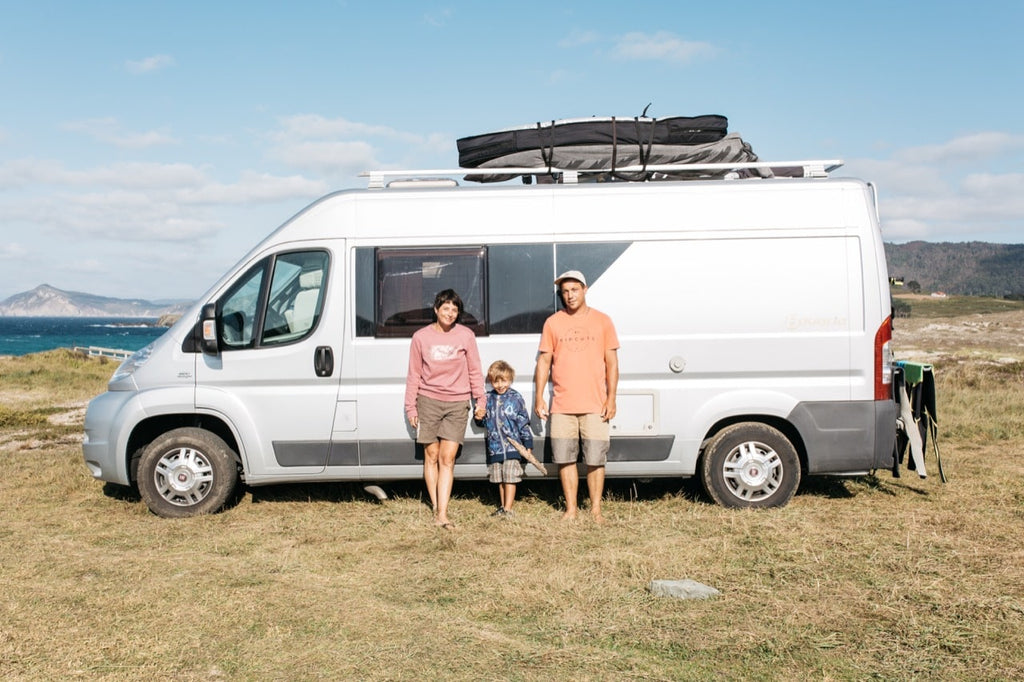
[701,423,800,508]
[138,428,239,518]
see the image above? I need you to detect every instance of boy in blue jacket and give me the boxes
[483,360,534,517]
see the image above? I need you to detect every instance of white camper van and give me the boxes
[82,161,897,517]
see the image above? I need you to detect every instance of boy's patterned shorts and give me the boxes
[488,459,524,484]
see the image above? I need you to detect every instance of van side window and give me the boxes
[262,251,330,345]
[355,247,375,337]
[219,250,329,349]
[489,243,555,333]
[374,247,487,337]
[355,244,558,337]
[555,242,630,290]
[220,262,266,349]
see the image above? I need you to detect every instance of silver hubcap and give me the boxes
[154,447,214,507]
[722,440,783,502]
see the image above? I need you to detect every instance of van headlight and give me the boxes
[110,344,154,384]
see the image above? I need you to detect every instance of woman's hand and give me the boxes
[473,404,486,421]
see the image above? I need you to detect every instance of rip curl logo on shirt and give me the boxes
[429,344,460,361]
[559,327,595,353]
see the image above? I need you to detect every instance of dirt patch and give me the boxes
[47,402,88,427]
[893,309,1024,364]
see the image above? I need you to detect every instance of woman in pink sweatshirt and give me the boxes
[405,289,486,528]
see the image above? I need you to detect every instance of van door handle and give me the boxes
[314,346,334,377]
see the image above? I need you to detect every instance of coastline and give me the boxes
[0,316,171,357]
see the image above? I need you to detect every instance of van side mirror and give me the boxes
[200,303,219,355]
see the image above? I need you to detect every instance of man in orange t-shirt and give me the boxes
[534,270,619,523]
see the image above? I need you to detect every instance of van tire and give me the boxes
[137,428,239,518]
[701,423,800,509]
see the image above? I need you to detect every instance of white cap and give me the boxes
[554,270,587,287]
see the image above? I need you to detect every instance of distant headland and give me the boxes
[0,284,191,322]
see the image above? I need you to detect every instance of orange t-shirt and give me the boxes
[538,308,619,414]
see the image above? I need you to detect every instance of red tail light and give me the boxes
[874,316,893,400]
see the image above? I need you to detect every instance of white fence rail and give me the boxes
[73,346,133,360]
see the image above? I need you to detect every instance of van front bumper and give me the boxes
[82,390,135,485]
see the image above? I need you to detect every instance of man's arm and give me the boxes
[602,348,619,421]
[534,351,553,420]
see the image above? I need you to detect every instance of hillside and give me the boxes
[0,284,190,317]
[885,241,1024,297]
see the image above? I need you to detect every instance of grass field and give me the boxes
[2,316,1023,680]
[892,291,1024,318]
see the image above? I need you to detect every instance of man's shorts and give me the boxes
[415,395,470,444]
[488,459,524,484]
[549,413,610,466]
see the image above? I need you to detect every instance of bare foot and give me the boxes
[561,510,578,521]
[590,511,606,525]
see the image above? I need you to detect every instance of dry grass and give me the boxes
[1,324,1023,680]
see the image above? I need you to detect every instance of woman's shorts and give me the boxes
[549,413,610,466]
[415,395,470,444]
[488,459,524,484]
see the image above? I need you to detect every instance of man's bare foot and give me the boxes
[590,511,606,525]
[561,509,578,521]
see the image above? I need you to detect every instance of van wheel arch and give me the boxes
[127,414,241,485]
[700,416,807,473]
[699,421,802,509]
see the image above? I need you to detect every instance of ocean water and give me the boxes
[0,317,169,357]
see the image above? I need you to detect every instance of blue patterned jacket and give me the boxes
[483,387,534,465]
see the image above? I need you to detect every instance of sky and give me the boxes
[1,1,1022,302]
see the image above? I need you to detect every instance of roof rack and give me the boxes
[360,160,844,189]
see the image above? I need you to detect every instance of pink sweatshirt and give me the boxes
[404,323,486,419]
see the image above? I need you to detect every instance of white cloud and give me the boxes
[125,54,175,74]
[269,115,453,175]
[62,117,177,149]
[274,114,427,146]
[881,218,931,241]
[961,172,1024,196]
[895,132,1024,164]
[611,31,716,64]
[6,189,213,242]
[0,157,327,246]
[558,29,601,48]
[272,140,380,176]
[177,171,328,205]
[846,132,1024,243]
[65,258,106,274]
[423,8,453,27]
[0,242,27,259]
[548,69,572,85]
[1,113,443,253]
[0,158,82,188]
[845,158,950,196]
[0,158,203,189]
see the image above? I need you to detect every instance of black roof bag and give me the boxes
[457,115,729,168]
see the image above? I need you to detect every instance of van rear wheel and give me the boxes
[137,428,239,518]
[701,423,800,508]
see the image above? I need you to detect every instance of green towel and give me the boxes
[896,361,932,386]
